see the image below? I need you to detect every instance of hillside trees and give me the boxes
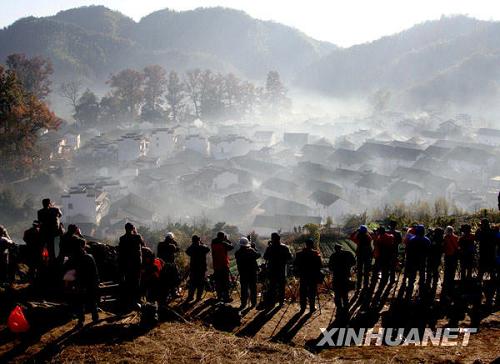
[6,54,53,100]
[142,65,167,122]
[263,70,290,118]
[74,89,100,127]
[107,69,145,120]
[80,66,290,125]
[59,79,83,112]
[165,71,186,123]
[0,64,59,180]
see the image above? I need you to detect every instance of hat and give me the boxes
[165,232,175,240]
[359,225,368,233]
[239,237,250,247]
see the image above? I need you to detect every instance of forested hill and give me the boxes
[0,6,335,83]
[295,15,500,108]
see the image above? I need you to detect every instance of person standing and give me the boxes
[404,225,431,299]
[294,238,322,313]
[158,232,181,299]
[426,227,444,297]
[388,221,402,284]
[475,219,497,282]
[458,224,475,281]
[263,232,292,307]
[37,198,62,262]
[441,226,459,300]
[186,235,210,302]
[23,221,43,281]
[350,225,373,291]
[157,232,178,264]
[73,237,99,326]
[329,243,356,321]
[211,232,234,302]
[371,227,395,294]
[118,223,145,311]
[235,237,261,309]
[58,224,83,266]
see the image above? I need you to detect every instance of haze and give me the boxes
[1,0,499,46]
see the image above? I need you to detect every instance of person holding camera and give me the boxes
[37,198,62,262]
[294,238,322,313]
[263,232,292,308]
[211,231,234,302]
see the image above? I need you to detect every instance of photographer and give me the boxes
[263,232,292,308]
[294,238,322,313]
[37,198,63,262]
[211,231,234,302]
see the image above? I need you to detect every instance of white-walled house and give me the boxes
[179,167,240,196]
[117,133,148,162]
[62,132,81,150]
[476,128,500,147]
[253,131,277,148]
[184,134,210,156]
[284,132,309,149]
[61,186,109,226]
[149,128,176,159]
[210,135,253,160]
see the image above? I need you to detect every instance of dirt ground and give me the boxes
[1,285,498,363]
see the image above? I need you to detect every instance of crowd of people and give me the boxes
[1,198,499,327]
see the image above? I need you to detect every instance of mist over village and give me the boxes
[0,3,499,363]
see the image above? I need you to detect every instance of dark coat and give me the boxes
[158,240,179,263]
[235,247,261,278]
[118,233,145,271]
[294,247,322,282]
[264,243,292,278]
[328,250,355,289]
[37,207,62,236]
[186,243,210,274]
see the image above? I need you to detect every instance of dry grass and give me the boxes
[52,316,316,364]
[1,288,499,363]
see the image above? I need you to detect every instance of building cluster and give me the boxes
[34,113,500,237]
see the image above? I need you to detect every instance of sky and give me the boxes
[1,0,499,47]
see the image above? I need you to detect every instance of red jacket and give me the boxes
[211,238,233,270]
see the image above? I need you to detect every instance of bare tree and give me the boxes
[59,79,83,110]
[185,69,202,119]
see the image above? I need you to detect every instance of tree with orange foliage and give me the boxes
[0,65,59,180]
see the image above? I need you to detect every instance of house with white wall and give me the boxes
[210,135,253,160]
[253,131,277,148]
[284,132,309,149]
[61,186,109,228]
[149,128,176,159]
[184,134,210,156]
[117,132,148,162]
[476,128,500,147]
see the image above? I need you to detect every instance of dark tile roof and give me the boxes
[356,173,393,191]
[309,190,341,207]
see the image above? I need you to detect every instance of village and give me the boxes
[13,110,500,240]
